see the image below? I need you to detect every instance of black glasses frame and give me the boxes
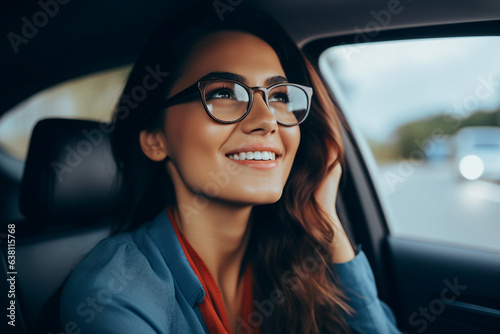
[163,79,313,126]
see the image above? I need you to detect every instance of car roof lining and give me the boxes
[1,0,499,114]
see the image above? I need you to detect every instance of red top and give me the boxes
[167,208,260,334]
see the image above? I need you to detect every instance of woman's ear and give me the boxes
[139,130,169,161]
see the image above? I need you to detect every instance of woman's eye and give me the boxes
[269,92,290,103]
[206,88,235,100]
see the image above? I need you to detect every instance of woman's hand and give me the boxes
[313,158,356,263]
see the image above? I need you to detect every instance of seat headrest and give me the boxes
[20,118,121,222]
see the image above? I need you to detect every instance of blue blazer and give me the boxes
[60,210,400,333]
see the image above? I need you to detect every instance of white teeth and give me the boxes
[227,151,277,161]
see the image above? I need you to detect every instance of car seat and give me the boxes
[0,118,121,334]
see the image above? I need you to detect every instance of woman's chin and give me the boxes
[219,189,283,207]
[251,194,282,205]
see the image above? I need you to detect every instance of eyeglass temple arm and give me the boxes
[163,83,200,108]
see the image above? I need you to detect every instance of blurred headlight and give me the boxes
[459,155,484,180]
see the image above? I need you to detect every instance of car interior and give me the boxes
[1,1,499,334]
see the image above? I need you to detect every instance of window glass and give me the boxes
[320,37,500,253]
[0,65,132,160]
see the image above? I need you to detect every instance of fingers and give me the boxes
[326,141,340,167]
[332,161,342,178]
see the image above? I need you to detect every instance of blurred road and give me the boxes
[375,160,500,253]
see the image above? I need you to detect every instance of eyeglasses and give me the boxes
[163,79,313,126]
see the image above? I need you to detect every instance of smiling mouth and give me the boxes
[226,151,277,161]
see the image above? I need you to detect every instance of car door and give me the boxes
[305,20,500,334]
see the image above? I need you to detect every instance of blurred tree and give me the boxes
[394,109,500,159]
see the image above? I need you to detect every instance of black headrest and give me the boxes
[20,118,121,222]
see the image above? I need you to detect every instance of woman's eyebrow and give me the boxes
[199,72,247,83]
[198,72,288,86]
[265,75,288,86]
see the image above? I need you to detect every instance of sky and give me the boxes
[320,36,500,142]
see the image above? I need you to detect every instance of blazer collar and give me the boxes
[147,209,205,307]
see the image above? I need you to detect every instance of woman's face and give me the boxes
[147,31,301,206]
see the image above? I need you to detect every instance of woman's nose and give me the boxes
[240,91,278,134]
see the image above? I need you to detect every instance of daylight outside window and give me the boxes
[320,37,500,253]
[0,65,131,161]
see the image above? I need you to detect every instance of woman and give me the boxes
[60,2,400,333]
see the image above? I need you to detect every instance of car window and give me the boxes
[319,36,500,253]
[0,65,132,160]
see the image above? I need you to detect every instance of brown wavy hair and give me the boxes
[111,2,353,333]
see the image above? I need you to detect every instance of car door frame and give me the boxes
[303,20,500,334]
